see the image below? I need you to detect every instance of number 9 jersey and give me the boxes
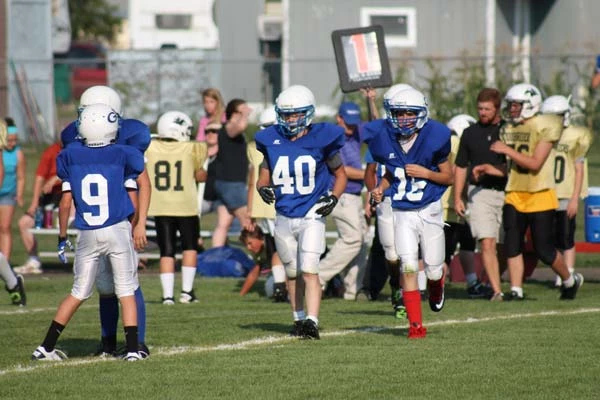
[57,144,145,230]
[255,122,345,218]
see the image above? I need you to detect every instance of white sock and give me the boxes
[306,315,319,326]
[181,266,196,293]
[293,310,305,321]
[160,272,175,299]
[465,273,478,287]
[510,286,523,297]
[271,264,286,283]
[418,270,427,291]
[0,253,17,289]
[563,274,575,288]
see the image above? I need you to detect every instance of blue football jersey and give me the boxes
[57,144,145,230]
[255,122,345,218]
[61,119,151,153]
[362,118,451,210]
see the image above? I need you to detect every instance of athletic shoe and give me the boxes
[97,351,118,359]
[6,274,26,306]
[14,258,42,275]
[407,324,427,339]
[554,274,562,288]
[289,320,304,337]
[179,290,198,304]
[272,283,288,303]
[302,319,320,340]
[505,290,524,301]
[138,343,150,359]
[427,272,445,312]
[162,297,175,305]
[391,286,402,308]
[489,292,504,302]
[31,346,67,361]
[560,273,584,300]
[467,280,492,299]
[123,352,143,361]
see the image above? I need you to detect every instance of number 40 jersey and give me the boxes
[255,123,345,218]
[57,144,145,230]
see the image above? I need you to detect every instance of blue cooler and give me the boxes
[585,187,600,242]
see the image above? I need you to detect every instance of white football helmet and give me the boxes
[275,85,315,136]
[503,83,542,123]
[79,85,122,115]
[259,106,277,129]
[447,114,477,138]
[385,88,429,137]
[541,95,571,127]
[383,83,414,104]
[157,111,193,142]
[77,103,119,147]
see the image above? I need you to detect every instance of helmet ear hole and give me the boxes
[157,111,193,142]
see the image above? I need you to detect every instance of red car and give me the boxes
[55,41,108,100]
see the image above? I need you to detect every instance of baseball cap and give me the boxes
[338,102,361,125]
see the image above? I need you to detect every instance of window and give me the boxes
[155,14,192,30]
[360,7,416,48]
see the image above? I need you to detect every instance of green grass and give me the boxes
[1,273,599,399]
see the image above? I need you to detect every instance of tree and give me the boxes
[68,0,122,43]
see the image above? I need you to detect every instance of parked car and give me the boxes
[54,41,108,101]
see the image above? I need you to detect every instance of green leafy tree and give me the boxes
[68,0,122,43]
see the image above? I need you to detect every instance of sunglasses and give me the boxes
[206,129,219,134]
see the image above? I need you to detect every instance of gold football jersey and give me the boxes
[147,140,207,216]
[0,119,6,150]
[441,135,460,221]
[501,114,562,193]
[247,140,275,219]
[554,125,593,199]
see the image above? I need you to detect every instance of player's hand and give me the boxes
[133,223,147,251]
[490,141,509,155]
[257,185,276,205]
[57,236,73,264]
[370,187,384,205]
[315,194,338,216]
[566,198,579,219]
[454,199,466,217]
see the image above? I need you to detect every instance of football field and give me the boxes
[1,271,599,399]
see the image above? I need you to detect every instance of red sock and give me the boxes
[404,290,423,328]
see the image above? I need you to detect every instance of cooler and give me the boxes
[585,186,600,242]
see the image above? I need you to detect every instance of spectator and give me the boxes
[146,111,207,304]
[591,55,600,90]
[490,83,582,300]
[197,121,221,250]
[541,95,593,287]
[0,118,25,259]
[211,99,253,247]
[14,141,63,275]
[318,101,368,301]
[443,114,485,298]
[255,85,347,339]
[195,88,226,142]
[366,88,451,339]
[454,88,507,301]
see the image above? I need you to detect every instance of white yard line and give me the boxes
[2,307,598,376]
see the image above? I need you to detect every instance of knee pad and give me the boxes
[300,252,321,275]
[425,263,444,281]
[285,263,298,279]
[399,256,419,274]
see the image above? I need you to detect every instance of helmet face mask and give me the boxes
[503,83,542,123]
[77,103,119,147]
[275,85,315,137]
[541,95,571,127]
[384,88,429,137]
[157,111,193,142]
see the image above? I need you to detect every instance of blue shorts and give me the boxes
[0,193,16,206]
[214,180,247,212]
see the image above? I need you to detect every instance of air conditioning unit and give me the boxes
[257,14,282,41]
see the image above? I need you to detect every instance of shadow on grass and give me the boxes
[55,338,102,358]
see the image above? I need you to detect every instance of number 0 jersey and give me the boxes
[362,119,451,210]
[500,114,562,193]
[554,125,593,199]
[255,123,345,218]
[146,139,207,216]
[57,144,145,230]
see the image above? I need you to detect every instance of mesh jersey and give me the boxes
[554,125,592,199]
[441,134,460,220]
[57,144,144,230]
[362,118,451,210]
[146,140,207,216]
[247,140,276,219]
[255,122,345,218]
[501,114,562,193]
[61,119,151,154]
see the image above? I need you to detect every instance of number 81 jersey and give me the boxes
[255,123,345,218]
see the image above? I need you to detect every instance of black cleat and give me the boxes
[466,280,492,299]
[289,320,304,337]
[272,283,288,303]
[302,319,320,340]
[560,273,583,300]
[505,290,524,301]
[6,274,26,306]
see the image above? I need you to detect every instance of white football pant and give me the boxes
[274,214,325,278]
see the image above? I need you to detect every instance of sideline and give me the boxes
[1,307,599,376]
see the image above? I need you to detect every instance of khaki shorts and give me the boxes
[467,185,505,243]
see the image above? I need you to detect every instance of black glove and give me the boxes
[257,185,276,205]
[315,194,338,216]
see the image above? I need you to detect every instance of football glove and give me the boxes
[315,194,338,216]
[257,185,276,205]
[57,236,73,264]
